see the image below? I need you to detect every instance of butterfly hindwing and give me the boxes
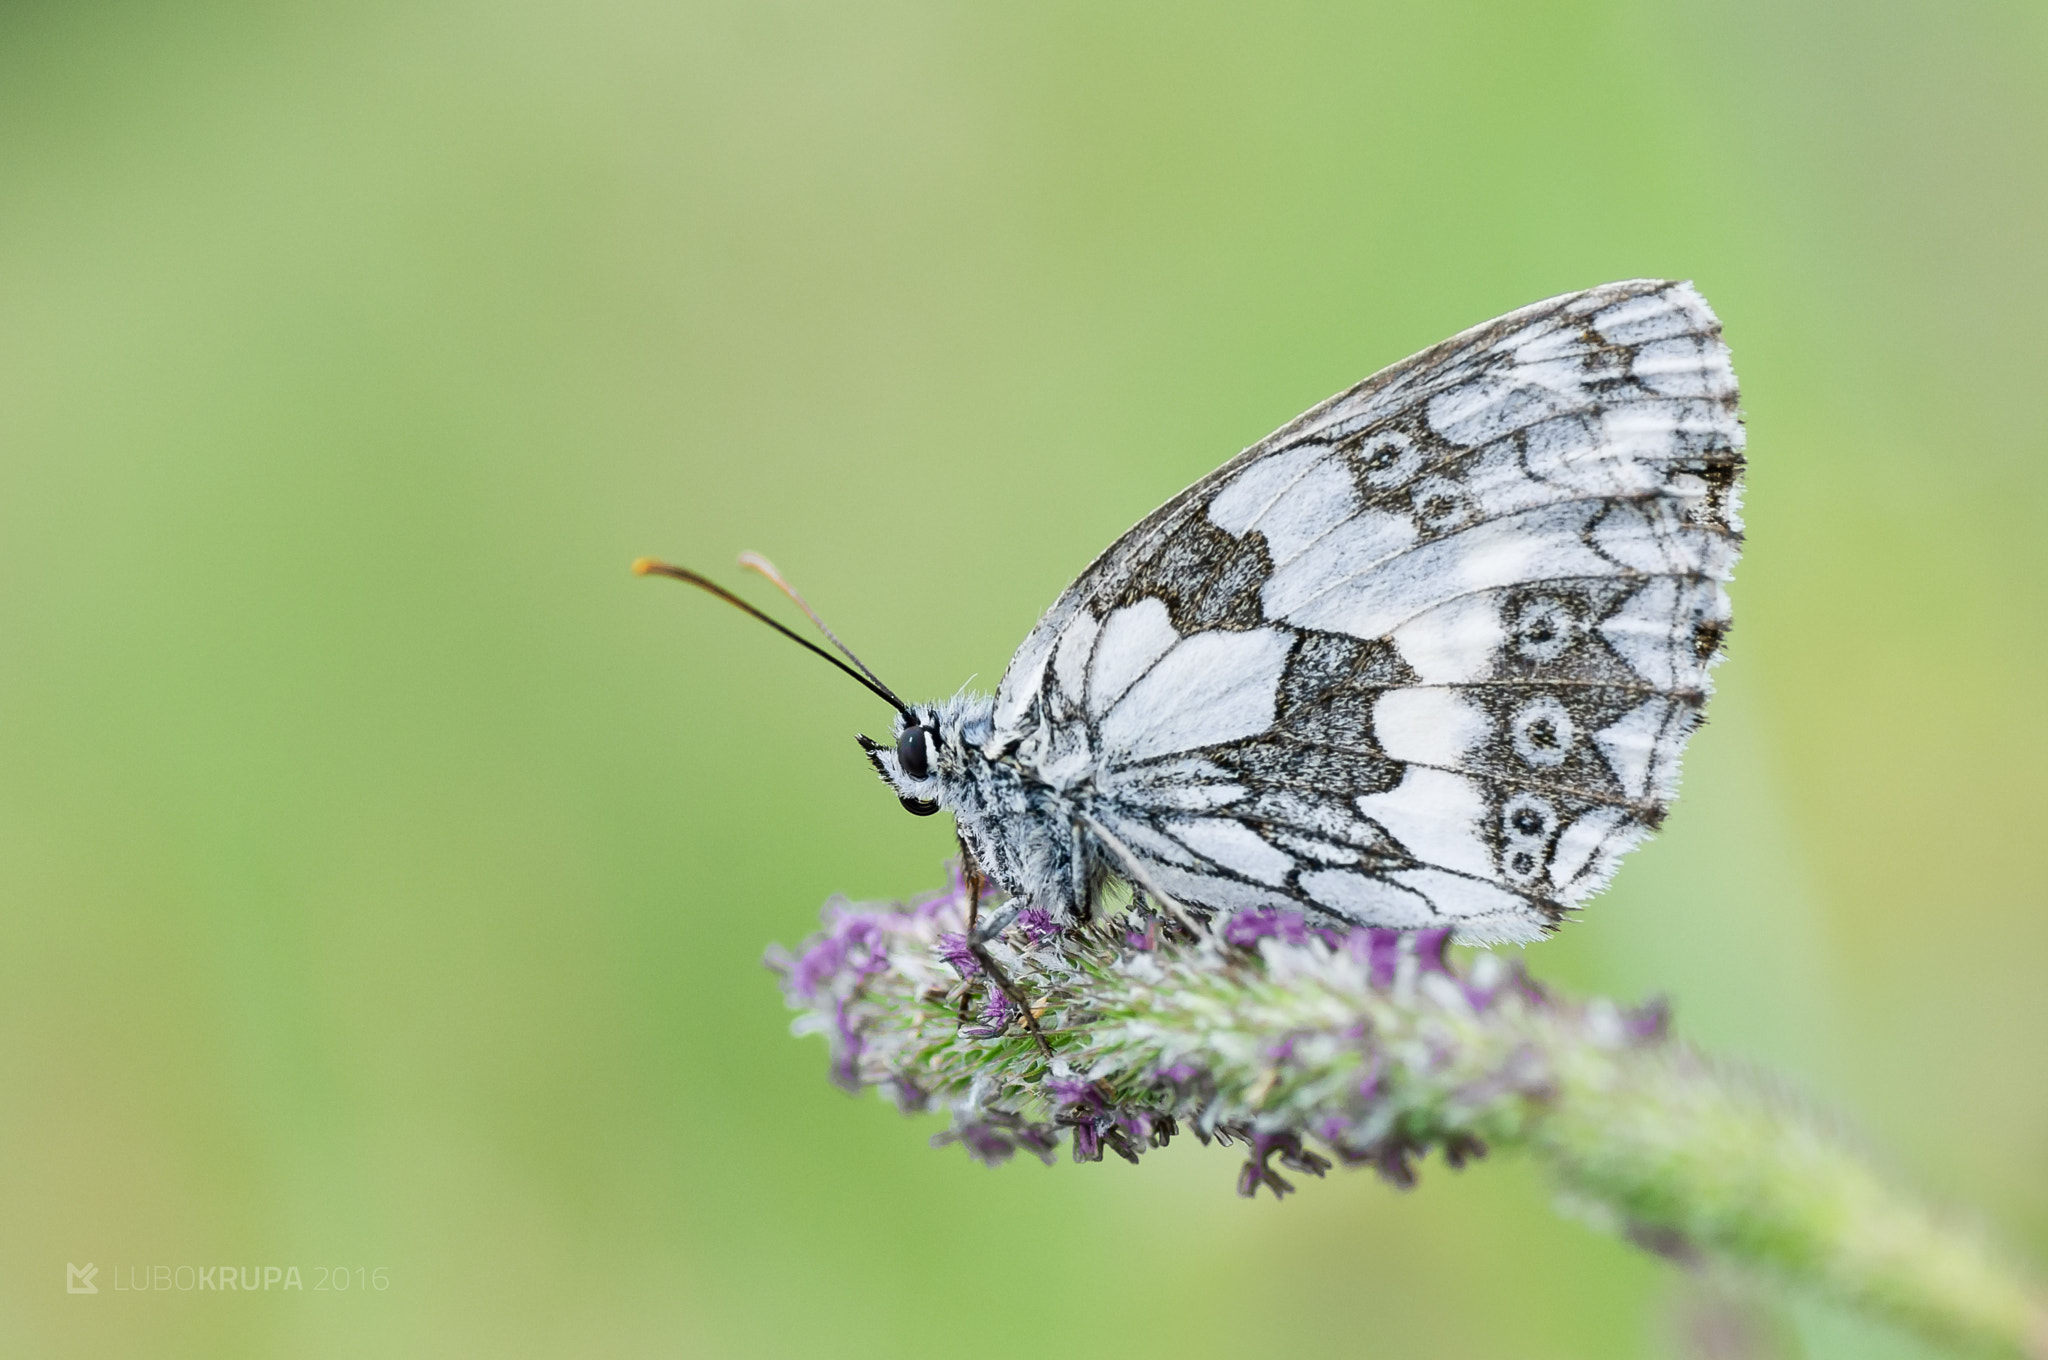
[992,280,1744,943]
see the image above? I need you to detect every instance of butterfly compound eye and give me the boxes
[895,726,930,781]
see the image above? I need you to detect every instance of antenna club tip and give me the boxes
[632,557,663,576]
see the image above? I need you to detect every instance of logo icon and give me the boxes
[67,1263,98,1294]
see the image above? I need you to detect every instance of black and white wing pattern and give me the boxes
[990,280,1743,944]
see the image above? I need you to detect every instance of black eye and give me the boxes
[896,725,930,781]
[899,796,940,817]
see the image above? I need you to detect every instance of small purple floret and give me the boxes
[829,996,864,1091]
[1624,1220,1701,1266]
[935,932,980,978]
[1015,905,1059,945]
[1223,907,1314,948]
[934,1113,1060,1167]
[1442,1132,1488,1170]
[1624,996,1671,1045]
[1236,1129,1332,1199]
[776,909,894,1003]
[1355,1051,1384,1103]
[1365,929,1404,987]
[961,985,1016,1039]
[1045,1077,1101,1111]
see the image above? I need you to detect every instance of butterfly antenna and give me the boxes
[633,557,910,715]
[737,551,902,708]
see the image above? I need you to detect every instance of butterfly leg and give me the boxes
[963,855,983,937]
[960,855,1054,1058]
[1078,812,1207,939]
[956,858,983,1025]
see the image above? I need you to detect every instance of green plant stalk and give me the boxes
[1537,1038,2048,1358]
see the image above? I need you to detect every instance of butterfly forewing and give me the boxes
[992,280,1743,943]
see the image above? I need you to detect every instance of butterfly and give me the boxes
[643,278,1742,957]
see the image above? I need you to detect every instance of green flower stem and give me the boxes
[1539,1039,2048,1358]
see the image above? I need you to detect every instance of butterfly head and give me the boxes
[635,554,951,818]
[858,706,945,817]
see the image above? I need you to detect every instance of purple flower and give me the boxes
[1045,1077,1103,1111]
[1442,1132,1487,1170]
[1624,1221,1700,1266]
[1015,906,1059,945]
[1236,1130,1332,1199]
[774,867,1631,1201]
[1354,1051,1384,1103]
[1413,927,1454,972]
[1223,907,1315,948]
[1369,1139,1417,1190]
[763,868,2048,1359]
[933,1113,1060,1167]
[768,906,899,1003]
[960,984,1017,1039]
[1623,996,1671,1045]
[935,932,980,978]
[829,996,863,1092]
[1364,928,1405,987]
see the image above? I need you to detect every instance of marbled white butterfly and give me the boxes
[644,279,1742,954]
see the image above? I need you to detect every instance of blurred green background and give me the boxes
[2,2,2044,1356]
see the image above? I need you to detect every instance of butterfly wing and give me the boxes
[990,280,1744,944]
